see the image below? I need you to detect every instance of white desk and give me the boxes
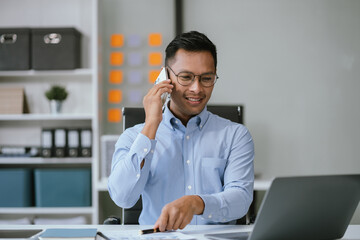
[0,224,359,240]
[253,179,272,191]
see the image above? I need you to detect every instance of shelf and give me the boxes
[0,0,99,224]
[97,178,108,191]
[0,157,92,165]
[0,114,93,121]
[0,207,93,215]
[0,69,93,78]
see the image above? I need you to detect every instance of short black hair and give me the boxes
[165,31,217,68]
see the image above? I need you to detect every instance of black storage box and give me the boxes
[0,28,31,70]
[31,28,81,70]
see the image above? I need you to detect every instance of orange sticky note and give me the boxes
[149,52,162,66]
[149,33,162,46]
[109,70,123,84]
[110,52,124,66]
[108,108,122,123]
[110,34,124,47]
[149,70,161,84]
[108,89,123,104]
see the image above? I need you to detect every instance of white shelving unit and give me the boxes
[97,178,108,192]
[0,114,93,121]
[0,69,93,77]
[0,157,92,165]
[0,0,100,224]
[0,207,93,215]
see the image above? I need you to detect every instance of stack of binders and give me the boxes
[41,128,92,158]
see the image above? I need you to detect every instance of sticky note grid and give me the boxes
[107,32,163,124]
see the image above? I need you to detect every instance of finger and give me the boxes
[156,211,169,232]
[166,207,182,231]
[155,86,172,98]
[146,79,170,95]
[158,79,171,84]
[179,220,188,230]
[154,81,173,93]
[153,220,160,230]
[166,213,175,231]
[179,215,192,229]
[172,213,184,230]
[144,85,171,105]
[154,79,171,89]
[147,81,172,98]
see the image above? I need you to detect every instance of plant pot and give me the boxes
[49,100,63,114]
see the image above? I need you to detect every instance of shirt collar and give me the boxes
[162,103,210,131]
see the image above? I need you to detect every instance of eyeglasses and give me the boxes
[167,66,218,87]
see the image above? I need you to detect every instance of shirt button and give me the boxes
[187,185,192,190]
[175,120,178,124]
[186,160,190,165]
[136,174,140,178]
[143,148,148,152]
[186,135,190,140]
[151,150,154,153]
[208,214,212,219]
[200,125,203,129]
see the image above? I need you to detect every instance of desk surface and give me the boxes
[0,225,359,240]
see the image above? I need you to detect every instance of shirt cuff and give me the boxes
[129,133,157,168]
[197,194,229,222]
[198,194,216,220]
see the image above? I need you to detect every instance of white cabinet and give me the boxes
[0,0,100,224]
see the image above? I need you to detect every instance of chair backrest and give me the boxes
[122,105,244,130]
[121,107,145,224]
[121,105,245,224]
[207,105,244,124]
[122,107,146,131]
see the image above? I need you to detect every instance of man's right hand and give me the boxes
[141,79,173,140]
[154,195,205,231]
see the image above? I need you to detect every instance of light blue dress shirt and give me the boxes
[108,105,254,225]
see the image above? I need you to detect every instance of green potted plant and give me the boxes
[45,85,68,114]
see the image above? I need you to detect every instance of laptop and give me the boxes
[0,229,42,239]
[206,174,360,240]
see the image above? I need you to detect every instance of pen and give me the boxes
[97,231,111,240]
[139,228,160,234]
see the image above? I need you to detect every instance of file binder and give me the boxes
[67,129,80,157]
[54,128,67,157]
[80,129,92,157]
[41,129,54,157]
[0,146,40,157]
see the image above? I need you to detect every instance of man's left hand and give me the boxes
[154,195,205,231]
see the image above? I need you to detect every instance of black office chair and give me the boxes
[104,107,145,225]
[104,105,249,224]
[207,105,244,124]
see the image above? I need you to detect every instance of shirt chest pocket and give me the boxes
[200,157,226,194]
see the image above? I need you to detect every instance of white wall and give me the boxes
[183,0,360,223]
[99,0,175,135]
[183,0,360,178]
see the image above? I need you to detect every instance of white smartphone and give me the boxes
[154,67,170,106]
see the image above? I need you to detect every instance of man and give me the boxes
[108,31,254,231]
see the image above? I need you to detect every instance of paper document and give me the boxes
[100,230,195,240]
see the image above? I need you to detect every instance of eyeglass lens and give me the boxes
[178,72,216,87]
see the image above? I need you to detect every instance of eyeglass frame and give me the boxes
[166,65,218,88]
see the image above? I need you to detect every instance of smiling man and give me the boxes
[108,31,254,231]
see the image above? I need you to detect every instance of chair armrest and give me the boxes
[103,216,121,224]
